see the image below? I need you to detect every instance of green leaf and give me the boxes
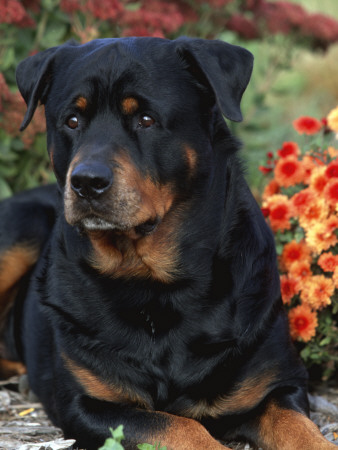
[0,177,12,199]
[319,337,331,347]
[41,23,68,48]
[98,426,125,450]
[1,47,16,71]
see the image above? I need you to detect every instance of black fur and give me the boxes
[0,37,315,450]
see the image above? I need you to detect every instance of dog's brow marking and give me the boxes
[122,97,139,115]
[180,371,277,419]
[76,96,88,111]
[62,354,152,409]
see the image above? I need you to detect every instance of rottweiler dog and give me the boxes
[0,37,335,450]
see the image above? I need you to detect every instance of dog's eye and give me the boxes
[66,116,79,129]
[138,115,155,128]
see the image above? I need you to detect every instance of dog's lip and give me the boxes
[80,216,160,237]
[80,217,119,231]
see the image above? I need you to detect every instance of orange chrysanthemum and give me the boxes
[288,260,312,281]
[280,240,312,271]
[298,198,329,230]
[293,116,322,135]
[263,195,292,232]
[280,275,300,305]
[326,214,338,232]
[305,221,338,254]
[301,155,317,184]
[277,141,300,158]
[300,275,334,310]
[328,147,338,159]
[262,179,280,201]
[291,189,316,216]
[310,166,328,194]
[318,252,338,273]
[323,178,338,207]
[327,106,338,132]
[274,156,304,188]
[333,267,338,289]
[288,304,318,342]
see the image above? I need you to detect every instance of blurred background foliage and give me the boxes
[1,0,338,197]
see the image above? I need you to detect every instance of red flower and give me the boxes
[277,141,300,158]
[324,178,338,207]
[121,1,185,37]
[263,195,292,231]
[261,207,270,218]
[325,160,338,178]
[274,156,304,187]
[291,189,315,215]
[301,13,338,44]
[288,304,318,342]
[280,240,312,271]
[280,275,300,305]
[0,0,35,27]
[86,0,123,21]
[226,14,260,40]
[258,2,306,35]
[60,0,82,14]
[293,116,322,135]
[259,165,273,175]
[318,252,338,273]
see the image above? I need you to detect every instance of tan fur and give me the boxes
[76,96,88,111]
[184,146,198,176]
[181,371,277,420]
[259,400,337,449]
[121,97,139,115]
[0,245,39,320]
[62,354,152,409]
[148,412,228,450]
[0,358,26,378]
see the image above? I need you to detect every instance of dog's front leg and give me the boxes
[257,398,337,449]
[60,395,228,450]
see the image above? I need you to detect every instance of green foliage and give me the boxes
[98,426,166,450]
[99,426,125,450]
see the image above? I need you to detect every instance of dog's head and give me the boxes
[16,37,252,238]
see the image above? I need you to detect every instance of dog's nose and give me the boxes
[70,162,113,199]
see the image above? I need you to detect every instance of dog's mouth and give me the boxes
[79,216,160,238]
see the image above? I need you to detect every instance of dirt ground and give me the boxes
[0,376,338,450]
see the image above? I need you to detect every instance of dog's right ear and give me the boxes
[16,41,79,131]
[16,46,60,131]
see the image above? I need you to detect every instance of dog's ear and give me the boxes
[16,41,79,131]
[175,38,253,122]
[16,46,60,131]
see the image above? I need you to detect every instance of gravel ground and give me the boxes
[0,376,337,450]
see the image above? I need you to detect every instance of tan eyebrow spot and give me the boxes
[122,97,139,115]
[76,96,88,111]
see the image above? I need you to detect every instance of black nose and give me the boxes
[70,162,113,199]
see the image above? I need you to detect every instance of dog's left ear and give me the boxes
[175,38,253,122]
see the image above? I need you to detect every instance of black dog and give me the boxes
[0,37,335,450]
